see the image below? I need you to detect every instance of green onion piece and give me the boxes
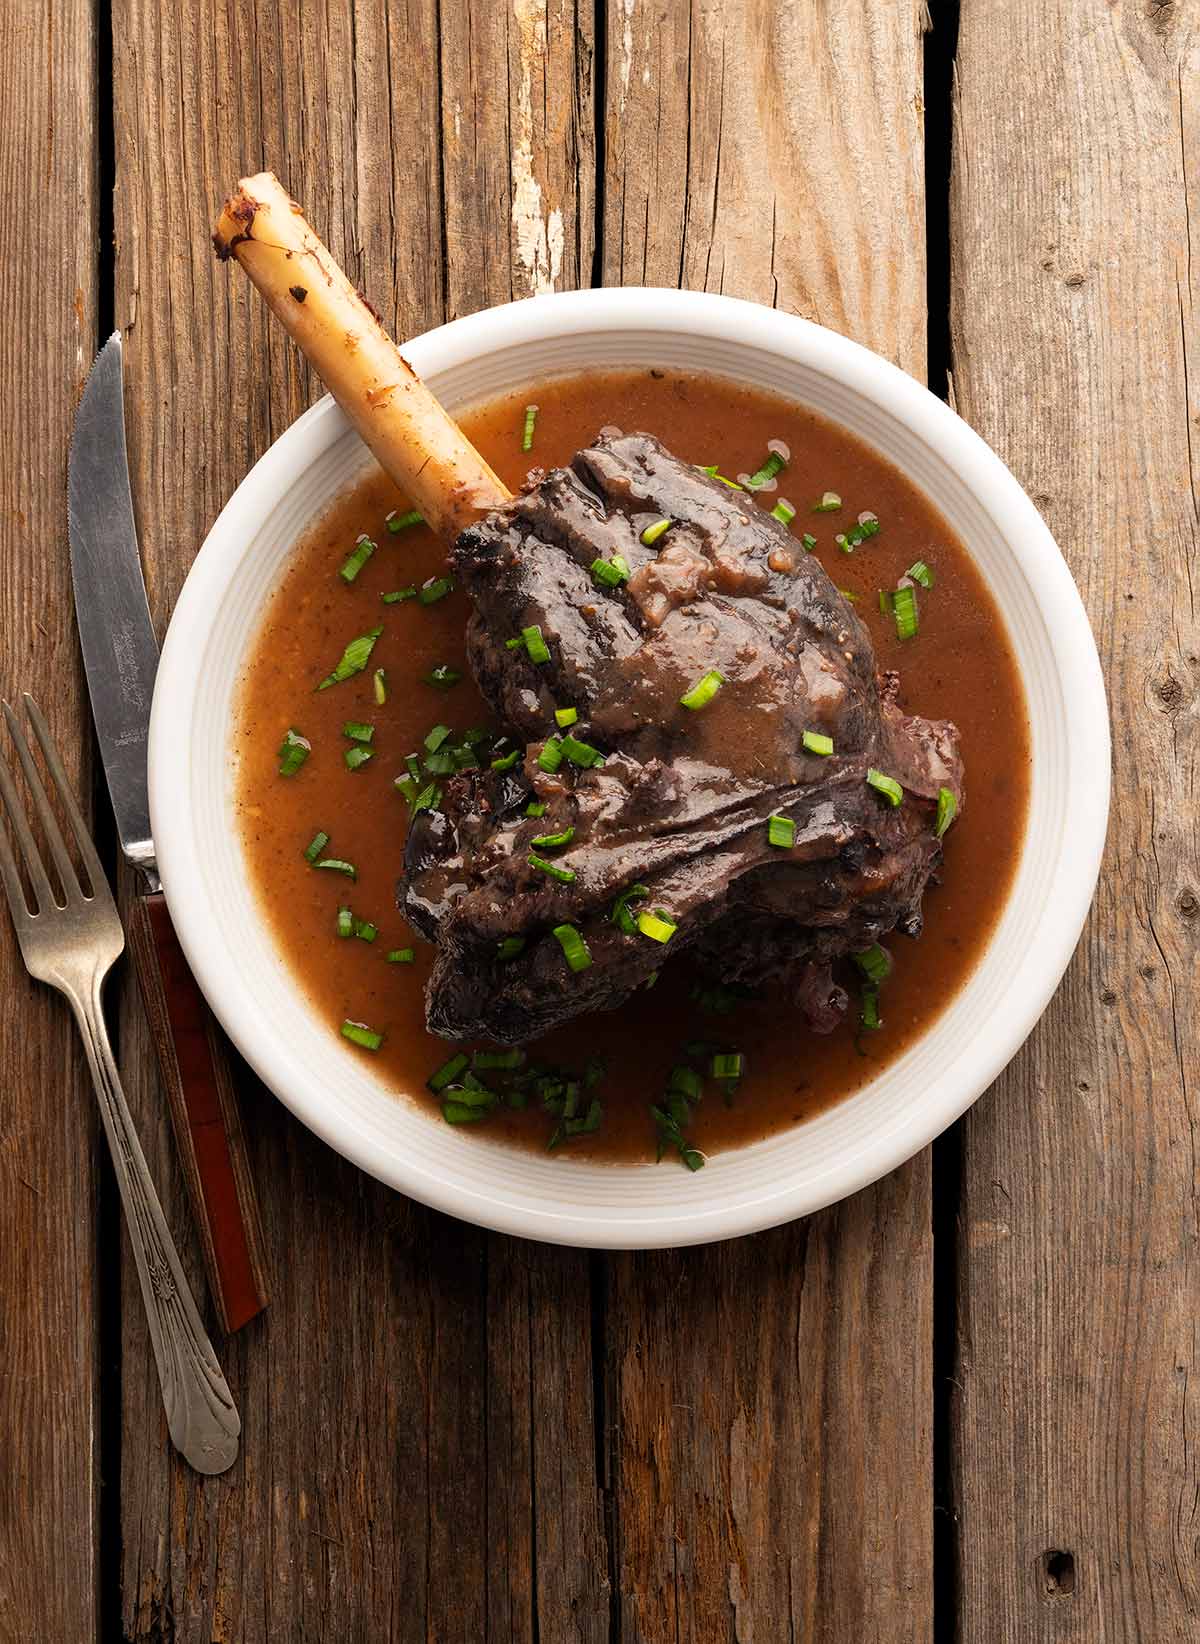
[860,985,882,1033]
[561,734,604,768]
[591,556,629,589]
[314,857,356,880]
[531,825,575,849]
[813,491,842,512]
[422,664,461,691]
[802,729,834,756]
[637,909,677,943]
[497,936,526,960]
[936,786,958,838]
[427,1052,470,1093]
[521,403,539,452]
[641,518,672,546]
[341,1020,383,1051]
[344,745,374,771]
[381,586,418,604]
[552,923,592,972]
[443,1101,490,1125]
[700,464,743,490]
[538,737,564,773]
[405,753,422,779]
[303,830,330,863]
[892,584,919,640]
[317,626,382,690]
[412,782,441,815]
[373,668,387,705]
[525,800,546,817]
[474,1047,526,1071]
[386,948,416,964]
[491,748,520,771]
[529,852,576,884]
[386,509,423,533]
[505,635,524,650]
[746,449,787,490]
[857,514,881,538]
[854,944,892,985]
[354,918,378,943]
[669,1065,703,1100]
[835,533,853,554]
[522,624,551,664]
[879,589,895,615]
[343,720,374,744]
[767,814,796,848]
[339,534,376,583]
[839,588,858,603]
[418,576,454,605]
[336,906,354,939]
[801,532,817,550]
[555,706,578,729]
[424,723,452,753]
[277,728,311,776]
[393,774,419,804]
[611,883,649,934]
[866,768,904,807]
[679,669,724,710]
[907,559,934,589]
[710,1052,743,1080]
[771,499,796,526]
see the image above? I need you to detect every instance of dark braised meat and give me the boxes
[401,431,964,1045]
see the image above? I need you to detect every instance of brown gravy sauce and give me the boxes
[232,369,1030,1163]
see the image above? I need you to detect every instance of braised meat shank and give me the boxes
[402,431,964,1045]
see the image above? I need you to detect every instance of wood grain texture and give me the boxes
[0,3,99,1640]
[950,1,1200,1637]
[599,4,936,1639]
[111,1,603,1638]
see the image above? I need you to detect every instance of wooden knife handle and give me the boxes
[128,891,269,1333]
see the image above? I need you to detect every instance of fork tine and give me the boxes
[20,694,110,903]
[0,740,56,913]
[2,699,83,905]
[0,755,35,923]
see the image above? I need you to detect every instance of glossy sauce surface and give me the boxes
[232,370,1030,1163]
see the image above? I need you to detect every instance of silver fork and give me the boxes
[0,693,239,1475]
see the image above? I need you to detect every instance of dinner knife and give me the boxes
[69,333,269,1333]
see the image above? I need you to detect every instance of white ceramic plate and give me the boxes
[149,288,1109,1247]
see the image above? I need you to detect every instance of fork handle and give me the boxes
[69,971,240,1475]
[129,891,269,1333]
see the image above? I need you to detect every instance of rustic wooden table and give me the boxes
[2,1,1195,1638]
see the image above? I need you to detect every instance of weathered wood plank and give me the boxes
[600,4,935,1640]
[950,1,1199,1637]
[0,3,99,1639]
[112,2,602,1638]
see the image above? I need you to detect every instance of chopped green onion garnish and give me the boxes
[443,1100,491,1125]
[505,635,524,650]
[277,728,311,776]
[529,852,576,884]
[303,830,330,863]
[386,948,415,964]
[802,729,834,756]
[641,518,672,546]
[344,745,374,771]
[336,906,354,939]
[591,556,630,589]
[801,532,817,550]
[650,1101,706,1170]
[710,1052,743,1080]
[393,774,419,804]
[552,923,592,973]
[418,576,454,606]
[531,825,575,849]
[411,782,440,815]
[525,800,546,817]
[381,586,418,604]
[637,909,676,943]
[767,814,796,848]
[813,491,842,512]
[936,786,958,838]
[700,464,743,490]
[611,883,649,934]
[669,1065,703,1100]
[354,918,378,943]
[839,588,858,603]
[860,986,882,1033]
[497,936,526,960]
[554,706,578,729]
[491,748,520,771]
[879,589,894,615]
[522,624,551,664]
[343,721,374,744]
[424,723,452,753]
[771,499,796,526]
[314,857,356,880]
[538,737,564,773]
[473,1047,526,1071]
[422,664,461,691]
[521,403,539,452]
[317,626,382,690]
[892,584,919,640]
[341,1020,383,1051]
[386,509,423,533]
[373,668,387,705]
[679,670,724,710]
[339,534,376,583]
[866,769,904,807]
[561,733,604,768]
[854,944,892,985]
[835,533,853,554]
[428,1052,470,1093]
[746,449,787,490]
[423,751,456,775]
[857,515,881,538]
[907,560,934,589]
